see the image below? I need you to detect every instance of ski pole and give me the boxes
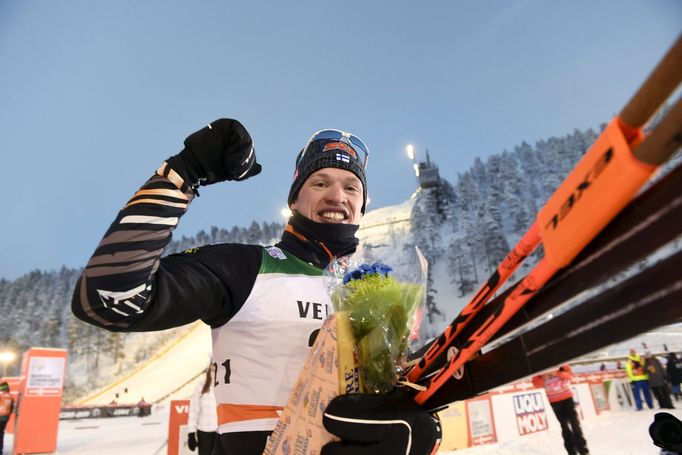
[409,33,682,398]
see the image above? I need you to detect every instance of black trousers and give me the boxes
[197,430,217,455]
[0,419,7,453]
[210,430,270,455]
[551,398,589,455]
[651,385,675,409]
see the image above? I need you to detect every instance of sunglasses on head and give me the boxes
[299,129,370,169]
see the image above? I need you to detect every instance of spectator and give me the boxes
[626,348,654,410]
[0,382,14,455]
[666,353,682,402]
[645,352,674,409]
[137,397,151,417]
[533,365,590,455]
[187,366,218,454]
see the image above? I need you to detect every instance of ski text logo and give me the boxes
[513,392,548,435]
[545,147,613,231]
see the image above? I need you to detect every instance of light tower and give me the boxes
[406,144,420,184]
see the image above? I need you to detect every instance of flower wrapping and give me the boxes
[331,261,426,394]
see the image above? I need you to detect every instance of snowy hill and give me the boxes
[77,321,211,405]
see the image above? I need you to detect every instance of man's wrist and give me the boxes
[158,159,200,197]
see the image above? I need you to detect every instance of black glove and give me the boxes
[187,431,197,451]
[167,118,262,188]
[322,391,441,455]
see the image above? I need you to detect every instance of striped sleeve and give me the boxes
[72,162,202,331]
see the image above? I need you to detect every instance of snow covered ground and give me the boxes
[5,405,169,455]
[4,405,680,454]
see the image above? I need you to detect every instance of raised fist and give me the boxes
[167,118,262,188]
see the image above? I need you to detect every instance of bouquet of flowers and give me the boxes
[263,253,427,455]
[331,261,425,394]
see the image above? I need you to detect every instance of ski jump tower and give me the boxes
[416,150,440,189]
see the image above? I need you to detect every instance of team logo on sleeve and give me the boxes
[96,283,151,317]
[266,246,287,260]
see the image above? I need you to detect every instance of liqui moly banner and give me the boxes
[513,391,548,436]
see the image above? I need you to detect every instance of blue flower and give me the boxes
[343,261,393,284]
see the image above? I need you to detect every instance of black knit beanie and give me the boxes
[287,131,368,213]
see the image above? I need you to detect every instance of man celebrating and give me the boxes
[72,120,439,454]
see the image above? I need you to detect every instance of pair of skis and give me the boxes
[425,161,682,408]
[407,34,682,406]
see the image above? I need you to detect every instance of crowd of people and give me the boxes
[529,350,681,455]
[626,349,680,411]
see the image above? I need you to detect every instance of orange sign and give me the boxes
[13,347,67,455]
[168,399,190,455]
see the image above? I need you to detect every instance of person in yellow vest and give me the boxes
[626,348,654,410]
[533,365,589,455]
[0,382,15,455]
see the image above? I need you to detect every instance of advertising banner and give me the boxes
[513,391,548,436]
[437,401,469,451]
[168,400,190,455]
[467,396,497,445]
[13,347,67,455]
[59,405,143,419]
[590,382,610,414]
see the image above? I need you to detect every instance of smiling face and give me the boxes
[290,167,364,225]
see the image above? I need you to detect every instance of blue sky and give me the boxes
[1,1,680,280]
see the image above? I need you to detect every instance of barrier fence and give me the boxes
[437,369,631,451]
